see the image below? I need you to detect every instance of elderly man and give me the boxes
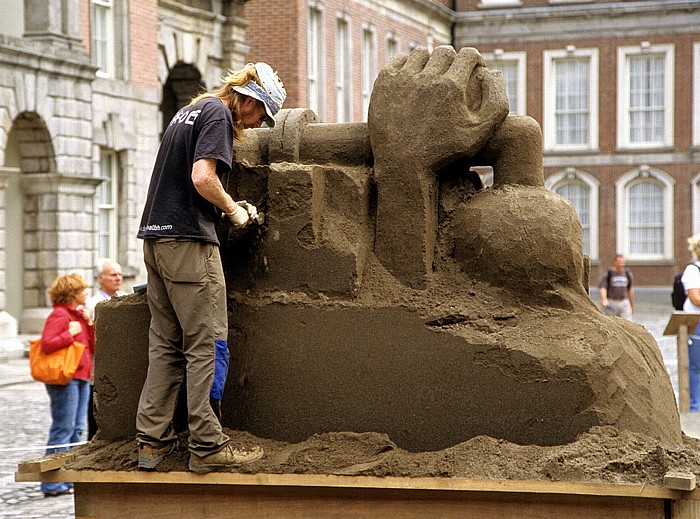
[84,260,123,440]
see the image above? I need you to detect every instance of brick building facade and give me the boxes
[243,0,700,288]
[0,0,698,351]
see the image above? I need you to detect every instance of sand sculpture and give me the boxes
[91,47,683,470]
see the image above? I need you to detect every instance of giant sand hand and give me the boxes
[368,46,509,171]
[368,46,508,288]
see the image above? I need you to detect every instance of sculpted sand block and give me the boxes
[93,46,681,456]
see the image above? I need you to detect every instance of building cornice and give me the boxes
[454,1,700,44]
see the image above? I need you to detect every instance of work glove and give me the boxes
[224,203,251,228]
[237,200,259,223]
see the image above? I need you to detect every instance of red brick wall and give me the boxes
[79,0,90,54]
[129,0,158,86]
[244,0,449,122]
[244,0,304,111]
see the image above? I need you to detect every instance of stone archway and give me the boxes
[159,63,204,135]
[5,112,58,333]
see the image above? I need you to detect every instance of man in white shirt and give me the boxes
[85,260,123,439]
[86,260,123,317]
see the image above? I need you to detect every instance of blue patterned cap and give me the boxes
[232,62,287,127]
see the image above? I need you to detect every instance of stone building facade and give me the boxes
[0,0,250,349]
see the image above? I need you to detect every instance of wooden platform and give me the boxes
[16,455,700,519]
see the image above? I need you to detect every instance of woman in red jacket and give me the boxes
[40,273,95,497]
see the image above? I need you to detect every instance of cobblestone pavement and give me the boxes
[0,288,694,518]
[0,378,74,518]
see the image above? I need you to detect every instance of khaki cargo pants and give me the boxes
[136,238,230,455]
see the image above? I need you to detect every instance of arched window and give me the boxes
[546,169,599,260]
[615,167,674,260]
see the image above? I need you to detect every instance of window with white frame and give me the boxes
[693,43,700,147]
[543,48,598,151]
[483,50,526,116]
[692,172,700,237]
[335,16,351,123]
[361,25,377,121]
[615,167,674,260]
[98,150,118,260]
[91,0,115,78]
[386,33,399,62]
[617,44,674,149]
[308,6,324,120]
[545,169,599,260]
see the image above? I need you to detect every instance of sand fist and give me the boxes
[368,45,509,172]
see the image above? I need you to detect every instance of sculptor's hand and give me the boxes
[368,46,509,172]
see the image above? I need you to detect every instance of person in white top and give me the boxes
[85,260,123,439]
[86,260,123,319]
[681,236,700,411]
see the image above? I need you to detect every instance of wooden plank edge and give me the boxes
[16,452,75,474]
[14,469,700,500]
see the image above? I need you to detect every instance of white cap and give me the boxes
[232,62,287,127]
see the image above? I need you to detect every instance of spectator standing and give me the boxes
[40,273,95,497]
[681,235,700,411]
[598,254,634,320]
[135,62,285,473]
[85,260,123,439]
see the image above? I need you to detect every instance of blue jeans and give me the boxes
[690,323,700,412]
[41,379,90,494]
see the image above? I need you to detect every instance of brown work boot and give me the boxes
[188,443,264,473]
[138,441,177,470]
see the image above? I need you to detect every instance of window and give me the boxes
[335,16,351,123]
[692,172,700,237]
[545,169,599,260]
[543,48,598,151]
[91,0,115,78]
[483,50,526,116]
[615,167,674,260]
[98,150,118,260]
[693,43,700,147]
[361,25,377,121]
[386,33,399,62]
[308,6,324,120]
[617,44,674,149]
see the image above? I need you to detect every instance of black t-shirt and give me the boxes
[137,97,234,245]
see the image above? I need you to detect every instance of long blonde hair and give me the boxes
[688,235,700,259]
[189,64,261,141]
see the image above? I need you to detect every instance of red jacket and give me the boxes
[41,304,95,381]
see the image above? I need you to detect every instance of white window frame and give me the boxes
[91,0,115,78]
[545,168,600,260]
[361,24,377,122]
[617,43,674,149]
[386,32,399,63]
[98,150,118,261]
[482,50,527,116]
[308,5,325,121]
[335,13,352,123]
[615,166,674,261]
[543,47,599,152]
[691,172,700,238]
[693,43,700,147]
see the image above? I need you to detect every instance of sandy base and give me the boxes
[69,426,700,485]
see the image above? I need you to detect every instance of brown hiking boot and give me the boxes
[188,443,264,473]
[138,441,177,470]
